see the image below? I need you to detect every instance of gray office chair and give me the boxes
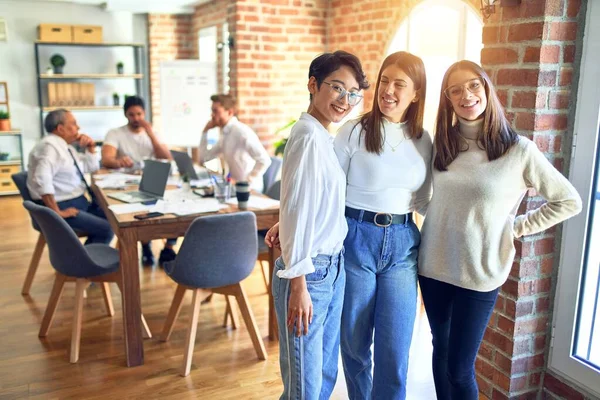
[262,156,282,194]
[160,212,267,376]
[22,201,151,363]
[12,171,87,295]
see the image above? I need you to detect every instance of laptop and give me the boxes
[108,159,171,203]
[171,150,211,186]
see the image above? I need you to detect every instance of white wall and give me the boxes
[0,0,148,161]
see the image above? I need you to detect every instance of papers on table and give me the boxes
[150,198,228,216]
[226,196,280,209]
[109,203,152,214]
[94,173,141,189]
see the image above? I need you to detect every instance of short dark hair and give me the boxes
[124,96,145,113]
[308,50,370,100]
[44,109,69,133]
[210,94,236,111]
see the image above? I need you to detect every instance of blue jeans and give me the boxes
[418,275,499,400]
[57,195,114,245]
[341,216,420,400]
[272,251,346,400]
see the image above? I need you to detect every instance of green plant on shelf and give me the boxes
[273,118,297,157]
[50,54,66,74]
[0,111,9,120]
[116,61,124,74]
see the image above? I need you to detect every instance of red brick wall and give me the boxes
[479,0,588,399]
[147,14,195,128]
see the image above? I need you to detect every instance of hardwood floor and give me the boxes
[0,195,447,399]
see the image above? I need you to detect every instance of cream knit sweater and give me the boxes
[418,118,582,291]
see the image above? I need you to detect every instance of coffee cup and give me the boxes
[235,182,250,210]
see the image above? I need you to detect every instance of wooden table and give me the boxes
[92,182,280,367]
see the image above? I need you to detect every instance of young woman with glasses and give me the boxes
[271,50,369,400]
[267,51,432,400]
[418,60,582,400]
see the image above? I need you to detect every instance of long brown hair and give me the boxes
[434,60,518,171]
[355,51,426,154]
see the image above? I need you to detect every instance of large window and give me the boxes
[551,1,600,395]
[387,0,482,134]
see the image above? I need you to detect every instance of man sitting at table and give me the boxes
[198,94,271,192]
[27,109,114,245]
[101,96,176,267]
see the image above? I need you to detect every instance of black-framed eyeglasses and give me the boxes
[322,81,363,106]
[444,77,485,100]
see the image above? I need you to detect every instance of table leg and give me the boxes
[119,228,144,366]
[268,246,280,341]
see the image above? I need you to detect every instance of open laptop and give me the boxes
[108,159,171,203]
[171,150,211,186]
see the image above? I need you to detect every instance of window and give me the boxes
[551,1,600,395]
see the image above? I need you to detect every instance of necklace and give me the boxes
[386,138,404,152]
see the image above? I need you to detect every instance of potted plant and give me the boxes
[0,152,9,161]
[116,61,124,74]
[50,54,66,74]
[0,111,10,131]
[113,93,120,106]
[273,119,297,156]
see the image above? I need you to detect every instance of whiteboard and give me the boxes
[159,60,217,147]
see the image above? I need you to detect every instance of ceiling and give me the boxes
[22,0,209,14]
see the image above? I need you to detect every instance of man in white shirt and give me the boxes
[101,96,176,266]
[198,94,271,192]
[27,109,113,244]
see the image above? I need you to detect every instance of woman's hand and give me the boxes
[287,276,312,337]
[265,222,280,249]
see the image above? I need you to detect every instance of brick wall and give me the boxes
[479,0,588,398]
[147,14,195,128]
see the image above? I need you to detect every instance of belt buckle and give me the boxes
[374,212,393,227]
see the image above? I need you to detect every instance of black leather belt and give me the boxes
[345,206,412,227]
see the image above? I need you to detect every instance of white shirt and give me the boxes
[277,113,348,279]
[104,125,164,162]
[198,117,271,192]
[334,118,433,215]
[27,134,100,201]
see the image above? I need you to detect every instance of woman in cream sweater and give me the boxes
[418,60,582,400]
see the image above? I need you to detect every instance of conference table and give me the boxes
[92,177,280,367]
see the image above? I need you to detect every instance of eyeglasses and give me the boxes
[444,78,485,100]
[322,81,363,106]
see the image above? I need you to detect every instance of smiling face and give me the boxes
[308,65,361,128]
[446,68,487,121]
[377,64,418,123]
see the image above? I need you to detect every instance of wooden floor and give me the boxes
[0,195,445,399]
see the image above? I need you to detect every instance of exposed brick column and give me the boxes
[147,14,195,128]
[478,1,585,398]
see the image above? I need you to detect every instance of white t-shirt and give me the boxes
[103,125,165,162]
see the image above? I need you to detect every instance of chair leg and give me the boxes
[101,282,115,317]
[234,284,267,360]
[161,284,187,342]
[259,261,269,293]
[223,296,239,329]
[22,233,46,295]
[141,313,152,339]
[182,289,202,377]
[39,273,67,337]
[70,278,87,363]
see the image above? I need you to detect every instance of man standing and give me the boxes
[101,96,175,266]
[198,94,271,192]
[27,109,113,244]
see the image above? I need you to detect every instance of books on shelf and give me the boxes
[48,82,94,106]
